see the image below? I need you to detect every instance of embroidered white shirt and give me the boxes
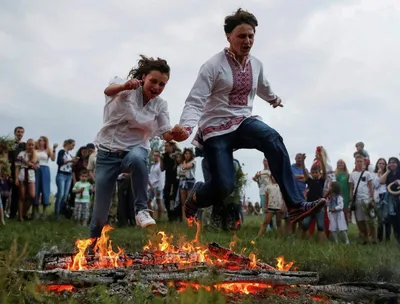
[94,77,172,152]
[179,49,279,148]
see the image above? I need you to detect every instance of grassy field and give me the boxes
[0,215,399,303]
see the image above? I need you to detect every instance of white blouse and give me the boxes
[37,150,50,166]
[179,49,279,148]
[94,77,172,152]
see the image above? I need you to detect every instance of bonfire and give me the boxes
[17,219,400,303]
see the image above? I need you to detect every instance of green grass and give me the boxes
[0,215,399,303]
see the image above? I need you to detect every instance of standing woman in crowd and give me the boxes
[34,136,58,219]
[55,139,75,217]
[335,159,351,223]
[15,139,39,221]
[90,55,174,243]
[379,157,400,244]
[374,158,389,241]
[178,148,196,219]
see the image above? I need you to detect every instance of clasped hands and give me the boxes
[163,125,190,142]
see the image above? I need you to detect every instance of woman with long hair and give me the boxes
[90,55,174,244]
[15,139,39,221]
[379,157,400,244]
[374,158,389,241]
[177,148,196,219]
[335,159,351,223]
[34,136,57,219]
[55,139,75,217]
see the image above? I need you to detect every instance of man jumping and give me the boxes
[171,8,325,223]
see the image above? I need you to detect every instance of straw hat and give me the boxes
[387,181,400,196]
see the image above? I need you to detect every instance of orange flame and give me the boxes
[68,225,131,270]
[275,256,295,272]
[175,281,273,294]
[67,221,296,276]
[45,285,75,293]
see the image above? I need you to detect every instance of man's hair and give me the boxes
[128,55,170,80]
[224,8,258,34]
[14,126,24,133]
[311,165,320,172]
[153,150,160,155]
[355,154,365,160]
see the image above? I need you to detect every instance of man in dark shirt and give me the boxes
[160,141,181,222]
[8,126,26,219]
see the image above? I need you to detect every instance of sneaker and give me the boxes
[288,198,326,223]
[135,210,156,228]
[184,182,203,219]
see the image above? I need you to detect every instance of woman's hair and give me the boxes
[335,159,349,178]
[76,146,87,159]
[183,148,195,162]
[224,8,258,34]
[316,146,329,170]
[374,158,387,174]
[39,136,52,157]
[63,139,75,148]
[26,139,37,164]
[330,181,341,195]
[388,157,400,172]
[127,55,170,80]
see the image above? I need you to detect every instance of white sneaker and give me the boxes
[135,210,156,228]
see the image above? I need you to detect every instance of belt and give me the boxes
[98,144,128,158]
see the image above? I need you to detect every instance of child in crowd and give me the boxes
[258,176,285,237]
[354,141,370,160]
[72,170,92,226]
[301,154,326,242]
[328,182,350,244]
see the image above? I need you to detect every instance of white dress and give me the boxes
[328,195,348,231]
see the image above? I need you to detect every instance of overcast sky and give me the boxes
[1,0,399,202]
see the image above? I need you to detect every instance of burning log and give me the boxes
[207,242,275,270]
[19,265,319,287]
[302,282,400,303]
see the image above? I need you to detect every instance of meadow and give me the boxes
[0,215,399,303]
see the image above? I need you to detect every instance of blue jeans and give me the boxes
[90,147,149,238]
[302,209,325,231]
[196,118,305,209]
[55,173,72,216]
[35,166,51,206]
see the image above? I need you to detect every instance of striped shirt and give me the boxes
[73,181,92,204]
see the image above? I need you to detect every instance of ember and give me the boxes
[19,224,400,303]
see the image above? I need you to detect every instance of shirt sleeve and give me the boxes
[87,153,96,171]
[179,63,215,134]
[256,61,279,104]
[366,172,373,182]
[348,174,354,184]
[15,152,24,167]
[73,181,80,190]
[105,76,128,103]
[57,150,66,167]
[336,196,344,210]
[154,100,172,136]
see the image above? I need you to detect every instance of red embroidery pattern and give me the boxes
[202,116,245,137]
[225,52,253,106]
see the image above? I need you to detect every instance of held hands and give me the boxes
[123,79,142,90]
[162,131,174,142]
[171,125,189,142]
[270,97,283,108]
